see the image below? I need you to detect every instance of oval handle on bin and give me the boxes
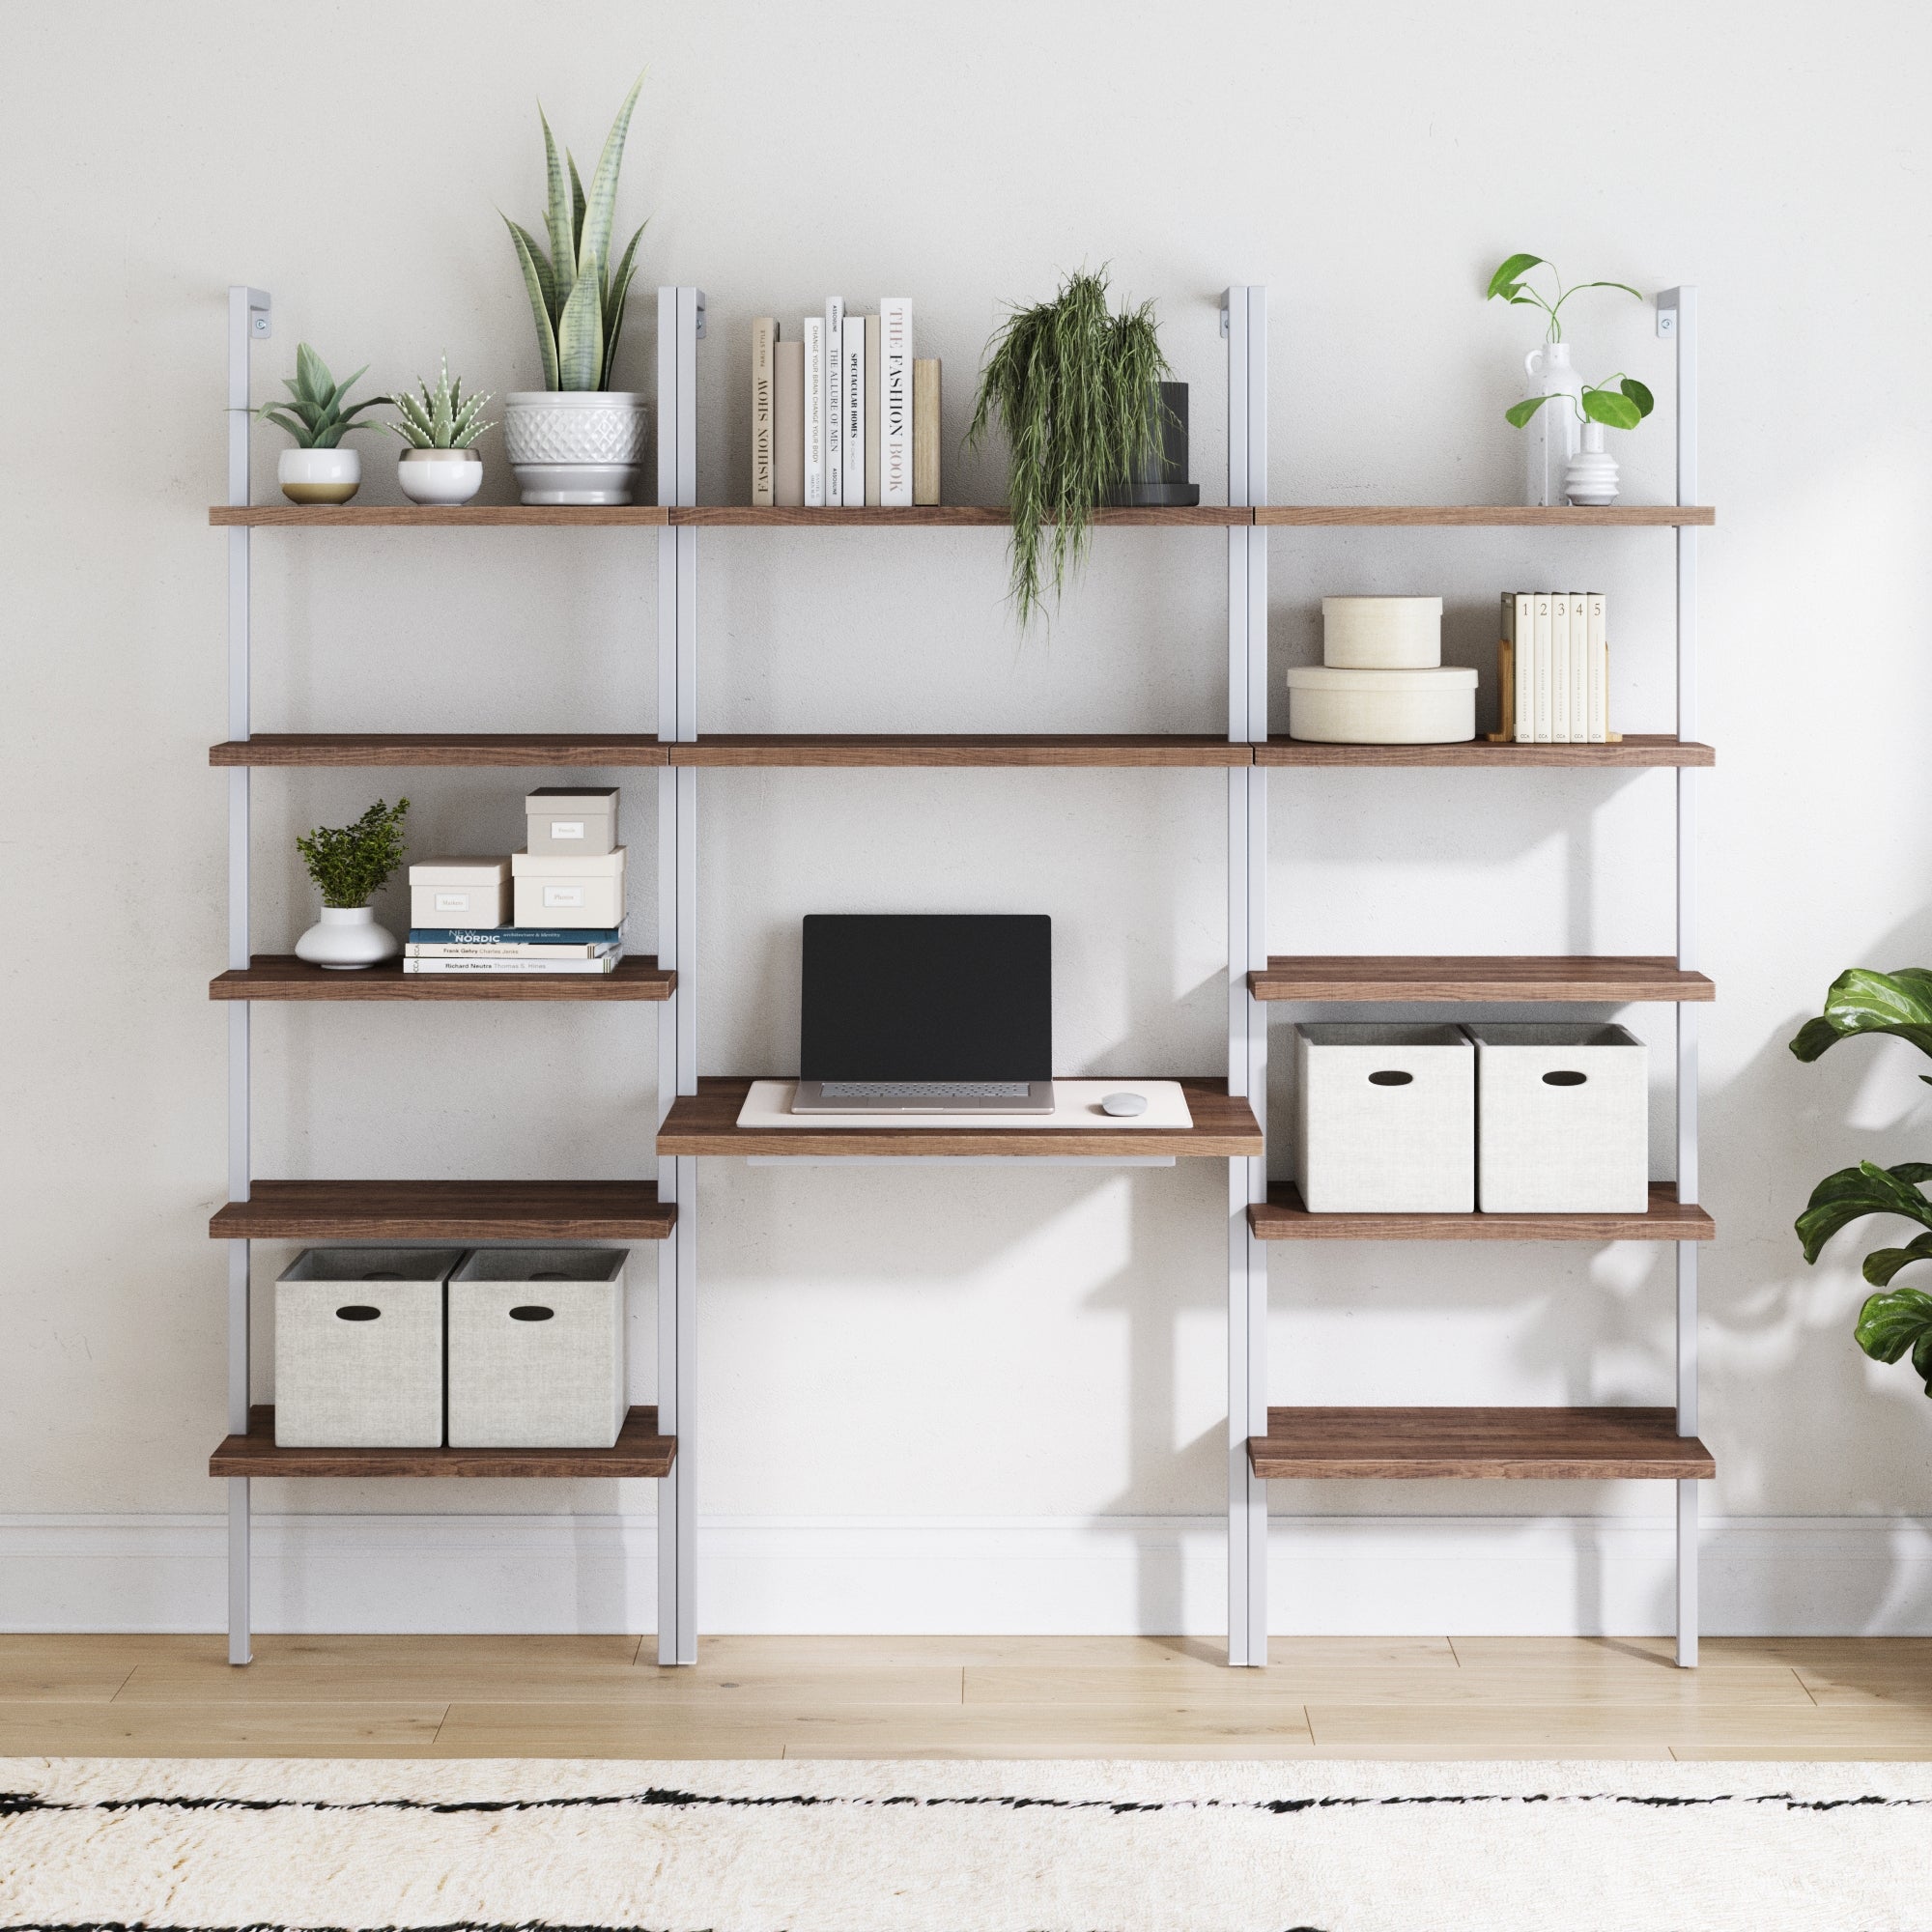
[1543,1069,1588,1087]
[1367,1069,1414,1087]
[509,1305,556,1322]
[335,1304,382,1321]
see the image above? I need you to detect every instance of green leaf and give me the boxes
[1565,279,1647,303]
[575,73,644,287]
[568,152,587,256]
[1620,377,1656,419]
[256,407,309,444]
[556,270,604,392]
[1581,386,1642,432]
[1488,253,1543,300]
[1505,394,1552,428]
[295,341,330,407]
[1863,1232,1932,1287]
[504,216,560,390]
[1788,968,1932,1063]
[1855,1287,1932,1393]
[600,222,646,388]
[1797,1160,1932,1264]
[540,107,575,315]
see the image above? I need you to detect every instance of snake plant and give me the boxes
[1791,967,1932,1395]
[256,343,387,448]
[502,75,647,390]
[384,357,495,449]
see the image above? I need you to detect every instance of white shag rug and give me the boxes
[3,1755,1931,1931]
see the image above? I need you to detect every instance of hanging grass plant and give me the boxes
[968,270,1170,630]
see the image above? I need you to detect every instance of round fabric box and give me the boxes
[1286,665,1477,744]
[1321,595,1443,668]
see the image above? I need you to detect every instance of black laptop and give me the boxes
[790,914,1054,1114]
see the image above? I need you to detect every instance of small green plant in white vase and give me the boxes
[293,798,411,971]
[258,343,389,506]
[385,357,496,505]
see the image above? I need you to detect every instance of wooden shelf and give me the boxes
[1259,733,1713,768]
[668,505,1253,526]
[1248,1406,1715,1480]
[210,954,673,1002]
[209,505,669,526]
[1249,955,1716,1003]
[672,734,1251,768]
[210,1405,674,1479]
[1254,505,1715,527]
[657,1076,1262,1157]
[210,734,669,768]
[208,1180,674,1241]
[1249,1182,1714,1242]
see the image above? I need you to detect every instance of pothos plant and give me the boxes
[1487,253,1655,432]
[296,799,411,909]
[968,269,1169,631]
[1791,967,1932,1395]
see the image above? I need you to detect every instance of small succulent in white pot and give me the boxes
[258,344,388,504]
[499,74,650,505]
[384,357,495,504]
[293,798,410,970]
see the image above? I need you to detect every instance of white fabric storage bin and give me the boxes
[1467,1022,1649,1212]
[1294,1023,1474,1212]
[1286,666,1477,744]
[274,1247,460,1447]
[511,846,627,928]
[409,858,509,929]
[446,1247,628,1448]
[1321,595,1443,668]
[526,786,619,857]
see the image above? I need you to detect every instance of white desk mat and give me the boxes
[735,1078,1194,1129]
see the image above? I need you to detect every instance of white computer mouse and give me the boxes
[1100,1091,1148,1118]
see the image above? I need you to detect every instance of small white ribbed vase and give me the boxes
[295,904,400,971]
[1563,423,1621,506]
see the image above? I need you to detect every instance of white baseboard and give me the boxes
[3,1512,1930,1636]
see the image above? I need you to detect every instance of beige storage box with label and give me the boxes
[1321,595,1443,668]
[1293,1022,1475,1212]
[526,786,619,857]
[1286,665,1477,744]
[274,1246,461,1447]
[409,858,509,929]
[512,846,627,927]
[1466,1022,1649,1212]
[446,1247,628,1448]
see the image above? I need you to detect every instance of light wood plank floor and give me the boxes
[2,1634,1928,1759]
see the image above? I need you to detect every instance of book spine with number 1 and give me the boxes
[823,298,843,506]
[1511,592,1534,742]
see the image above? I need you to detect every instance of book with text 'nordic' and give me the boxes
[880,298,913,507]
[824,297,845,507]
[408,925,624,948]
[407,940,620,959]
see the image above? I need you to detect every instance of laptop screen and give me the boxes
[800,915,1052,1081]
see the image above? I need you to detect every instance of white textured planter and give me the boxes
[1286,665,1476,743]
[1321,596,1443,668]
[398,447,484,504]
[503,391,648,505]
[294,903,400,970]
[277,446,359,505]
[1563,422,1621,506]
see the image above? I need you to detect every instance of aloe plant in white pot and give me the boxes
[500,76,649,505]
[384,357,495,504]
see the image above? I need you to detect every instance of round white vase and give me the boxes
[398,447,485,505]
[278,446,360,505]
[295,904,400,970]
[1521,341,1583,508]
[502,391,648,505]
[1563,422,1621,506]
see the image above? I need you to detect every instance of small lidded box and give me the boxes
[512,845,627,928]
[526,786,619,857]
[409,857,510,929]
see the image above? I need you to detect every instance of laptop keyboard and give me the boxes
[818,1081,1035,1099]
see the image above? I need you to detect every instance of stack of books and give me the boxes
[1496,592,1615,744]
[753,298,941,508]
[403,926,625,976]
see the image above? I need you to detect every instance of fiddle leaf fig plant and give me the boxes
[1486,253,1644,343]
[1791,967,1932,1394]
[297,798,411,909]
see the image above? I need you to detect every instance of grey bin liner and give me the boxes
[446,1246,629,1450]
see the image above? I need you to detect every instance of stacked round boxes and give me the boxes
[1285,596,1476,743]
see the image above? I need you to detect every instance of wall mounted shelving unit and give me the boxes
[208,280,1712,1669]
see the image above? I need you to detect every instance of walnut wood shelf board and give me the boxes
[1259,734,1714,768]
[657,1077,1262,1157]
[210,735,670,768]
[668,505,1254,526]
[1249,955,1716,1003]
[1249,1182,1715,1242]
[210,954,674,1002]
[1248,1407,1716,1481]
[210,505,670,526]
[1254,505,1716,526]
[209,1406,675,1479]
[673,734,1252,768]
[208,1180,675,1241]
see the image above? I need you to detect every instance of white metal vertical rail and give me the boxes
[226,286,270,1666]
[1223,286,1269,1666]
[656,288,704,1665]
[1660,286,1701,1667]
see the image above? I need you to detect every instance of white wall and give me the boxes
[6,0,1932,1635]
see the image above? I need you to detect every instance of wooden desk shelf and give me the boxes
[208,1179,675,1242]
[1249,1182,1714,1242]
[209,954,673,1002]
[1249,955,1717,1003]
